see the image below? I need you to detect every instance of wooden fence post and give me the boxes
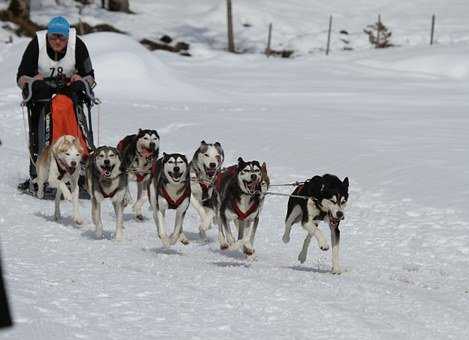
[430,14,436,45]
[326,15,332,55]
[265,23,272,56]
[226,0,235,52]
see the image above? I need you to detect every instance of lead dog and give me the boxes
[85,146,128,240]
[118,129,160,220]
[35,135,84,224]
[148,153,191,247]
[282,174,349,274]
[215,158,268,255]
[189,140,224,238]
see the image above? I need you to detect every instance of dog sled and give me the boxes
[17,75,100,199]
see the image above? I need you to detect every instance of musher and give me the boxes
[16,16,96,197]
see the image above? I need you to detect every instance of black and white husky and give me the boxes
[148,153,191,247]
[118,129,160,220]
[282,174,349,274]
[215,158,268,255]
[85,146,128,240]
[189,141,224,238]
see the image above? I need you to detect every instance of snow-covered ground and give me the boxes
[1,1,469,339]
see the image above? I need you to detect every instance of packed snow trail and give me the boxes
[0,33,468,339]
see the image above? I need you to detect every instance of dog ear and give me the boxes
[199,141,208,153]
[237,157,245,166]
[343,177,349,189]
[214,142,221,147]
[261,162,267,173]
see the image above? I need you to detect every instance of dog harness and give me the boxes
[159,186,191,209]
[54,156,75,181]
[152,159,190,209]
[117,136,154,183]
[295,183,327,220]
[98,181,120,199]
[233,200,259,221]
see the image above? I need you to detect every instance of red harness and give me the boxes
[159,186,191,209]
[136,173,147,182]
[153,159,190,209]
[233,200,259,220]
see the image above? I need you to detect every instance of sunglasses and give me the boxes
[47,33,68,42]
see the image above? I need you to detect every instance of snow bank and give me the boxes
[82,32,214,102]
[356,45,469,79]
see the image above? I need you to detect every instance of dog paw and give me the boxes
[282,232,290,244]
[298,251,307,264]
[220,243,229,250]
[135,214,144,221]
[95,231,103,239]
[331,266,342,275]
[73,217,84,225]
[243,246,255,256]
[179,232,190,245]
[319,243,330,251]
[63,192,72,201]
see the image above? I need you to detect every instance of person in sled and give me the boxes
[16,16,96,197]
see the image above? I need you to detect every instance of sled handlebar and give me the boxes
[20,77,36,105]
[21,76,101,106]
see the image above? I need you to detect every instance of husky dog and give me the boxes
[215,158,268,255]
[35,135,84,224]
[85,146,128,240]
[118,129,160,220]
[282,174,349,274]
[189,141,224,238]
[148,153,191,247]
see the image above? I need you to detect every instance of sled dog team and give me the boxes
[35,130,349,274]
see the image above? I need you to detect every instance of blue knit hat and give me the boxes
[47,16,70,37]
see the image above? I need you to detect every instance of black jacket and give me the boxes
[16,34,95,83]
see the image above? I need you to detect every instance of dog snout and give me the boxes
[173,166,180,173]
[209,162,216,169]
[70,161,77,167]
[149,142,155,150]
[104,159,110,165]
[336,211,344,219]
[251,174,258,181]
